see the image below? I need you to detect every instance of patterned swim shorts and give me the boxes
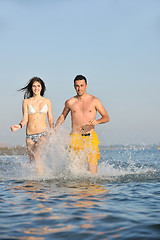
[26,132,47,143]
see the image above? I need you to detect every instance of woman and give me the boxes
[11,77,54,163]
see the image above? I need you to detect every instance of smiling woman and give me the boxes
[10,77,54,173]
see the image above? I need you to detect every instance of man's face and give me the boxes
[74,79,87,96]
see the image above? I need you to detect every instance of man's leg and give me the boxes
[88,161,97,174]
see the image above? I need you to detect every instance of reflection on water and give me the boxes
[1,144,160,239]
[6,181,110,239]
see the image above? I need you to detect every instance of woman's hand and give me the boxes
[10,124,21,132]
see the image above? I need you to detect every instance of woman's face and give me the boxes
[32,81,42,96]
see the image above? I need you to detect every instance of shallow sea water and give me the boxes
[0,134,160,239]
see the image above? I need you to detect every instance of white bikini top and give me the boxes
[28,102,48,115]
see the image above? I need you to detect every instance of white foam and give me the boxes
[0,128,158,182]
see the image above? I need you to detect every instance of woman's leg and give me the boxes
[33,135,47,174]
[26,138,36,162]
[34,134,47,161]
[26,137,44,175]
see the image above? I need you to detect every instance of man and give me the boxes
[54,75,110,174]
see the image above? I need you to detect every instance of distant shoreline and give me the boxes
[0,144,159,156]
[0,146,27,155]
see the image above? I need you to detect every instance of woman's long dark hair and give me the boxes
[19,77,46,99]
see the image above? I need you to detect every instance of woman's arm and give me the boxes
[47,99,54,129]
[10,99,29,132]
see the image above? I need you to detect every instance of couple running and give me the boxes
[11,75,110,174]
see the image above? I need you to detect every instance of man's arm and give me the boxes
[89,98,110,126]
[54,100,70,131]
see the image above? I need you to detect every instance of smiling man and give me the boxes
[55,75,110,174]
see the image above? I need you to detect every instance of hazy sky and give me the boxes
[0,0,160,146]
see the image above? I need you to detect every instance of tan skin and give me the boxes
[11,81,54,164]
[55,79,110,174]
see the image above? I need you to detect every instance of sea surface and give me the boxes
[0,135,160,239]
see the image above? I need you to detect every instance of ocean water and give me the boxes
[0,133,160,239]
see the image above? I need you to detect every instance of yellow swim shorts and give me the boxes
[69,131,100,165]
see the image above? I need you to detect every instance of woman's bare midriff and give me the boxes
[27,114,48,135]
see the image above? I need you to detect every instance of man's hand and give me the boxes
[88,119,99,126]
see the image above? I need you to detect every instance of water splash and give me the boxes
[0,129,159,182]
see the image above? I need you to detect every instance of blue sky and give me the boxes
[0,0,160,146]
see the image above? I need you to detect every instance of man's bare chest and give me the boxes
[71,101,95,114]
